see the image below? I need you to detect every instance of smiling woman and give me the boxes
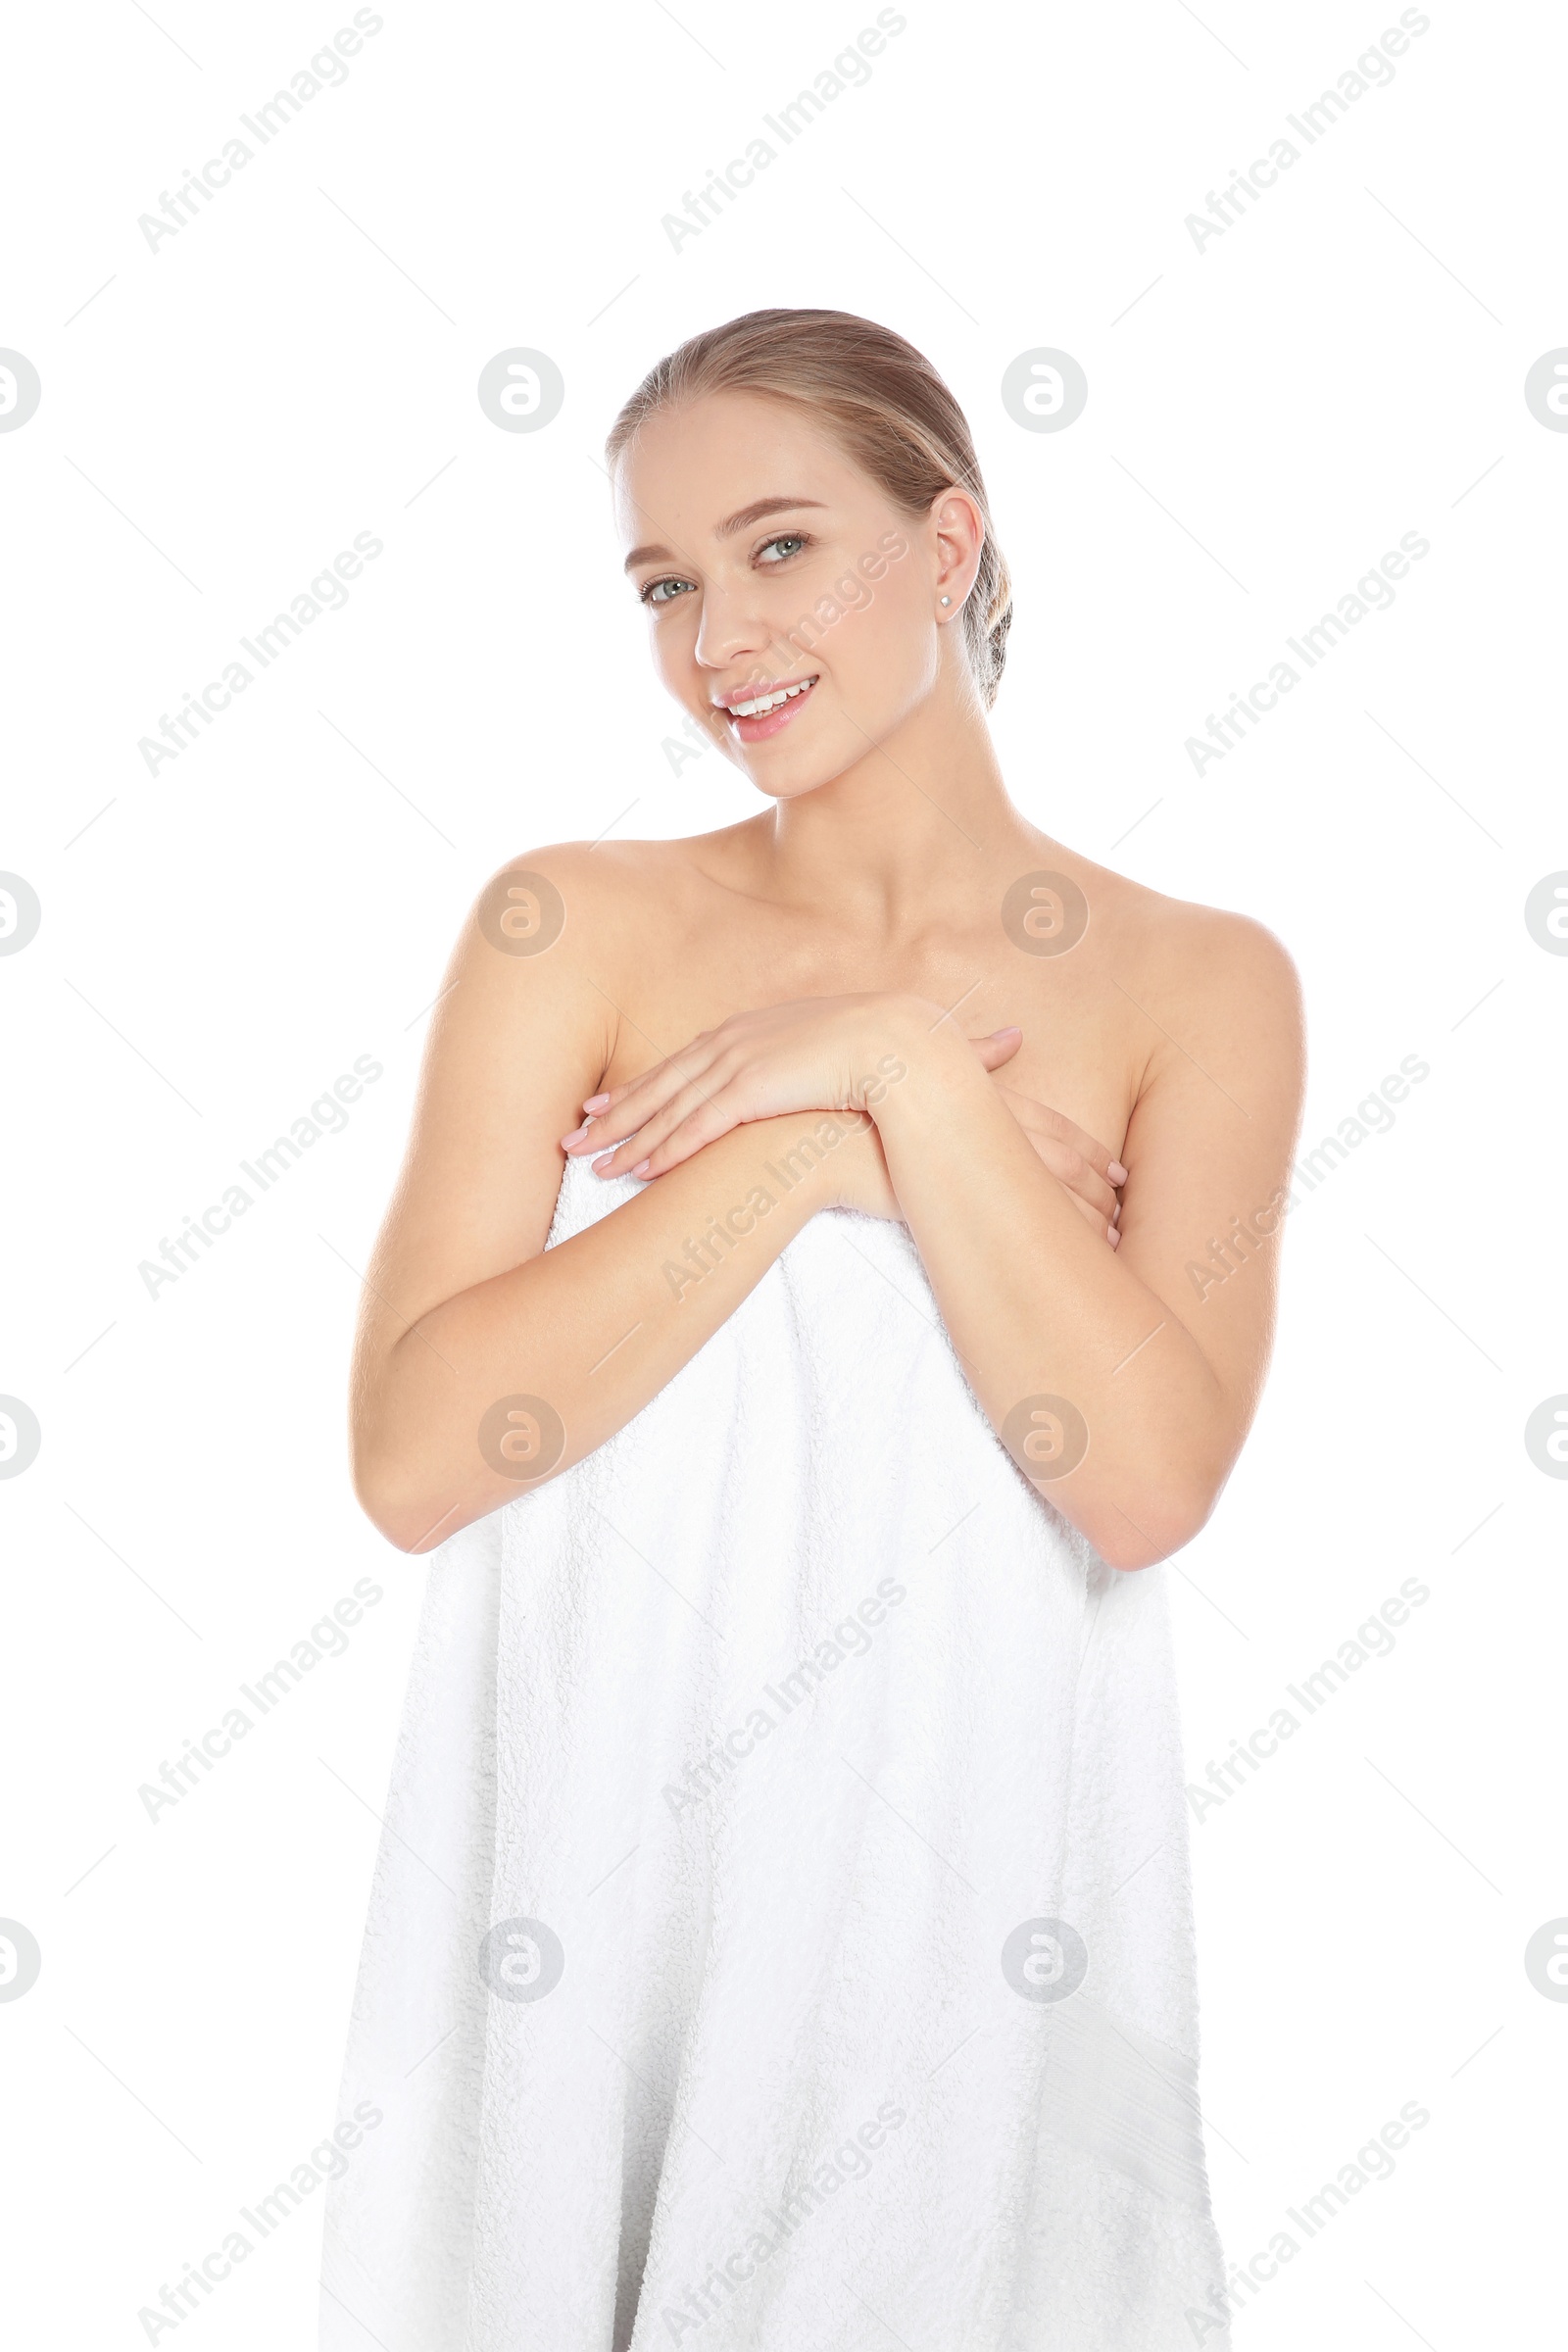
[321,307,1304,2352]
[651,513,912,744]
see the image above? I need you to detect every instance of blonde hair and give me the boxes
[605,307,1012,708]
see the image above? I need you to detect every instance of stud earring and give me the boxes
[939,595,951,606]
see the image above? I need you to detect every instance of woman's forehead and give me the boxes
[613,395,864,542]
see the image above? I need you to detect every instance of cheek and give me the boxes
[834,563,935,700]
[649,603,700,688]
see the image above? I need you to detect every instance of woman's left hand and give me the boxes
[562,994,1019,1180]
[992,1083,1125,1245]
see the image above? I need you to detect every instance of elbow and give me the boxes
[1082,1475,1223,1573]
[355,1482,431,1556]
[368,1504,448,1556]
[352,1362,472,1553]
[351,1439,457,1556]
[363,1491,463,1556]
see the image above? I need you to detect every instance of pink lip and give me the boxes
[715,675,820,743]
[713,673,817,711]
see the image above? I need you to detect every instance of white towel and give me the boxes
[320,1156,1232,2350]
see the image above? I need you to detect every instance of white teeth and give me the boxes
[728,678,815,718]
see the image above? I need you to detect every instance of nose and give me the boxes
[692,575,777,675]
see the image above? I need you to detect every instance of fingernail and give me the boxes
[1108,1159,1128,1186]
[990,1026,1022,1039]
[1107,1226,1120,1248]
[591,1152,614,1174]
[583,1093,611,1112]
[630,1158,651,1178]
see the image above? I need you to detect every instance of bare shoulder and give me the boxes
[436,824,760,1080]
[1052,847,1305,1121]
[445,834,701,1008]
[466,834,680,951]
[1072,853,1300,1024]
[1141,889,1300,1035]
[466,823,758,960]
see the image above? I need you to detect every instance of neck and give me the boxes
[761,678,1032,932]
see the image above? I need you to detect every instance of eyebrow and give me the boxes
[622,496,827,574]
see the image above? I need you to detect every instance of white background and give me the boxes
[3,0,1564,2342]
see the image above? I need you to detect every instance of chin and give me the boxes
[748,765,841,805]
[726,706,902,802]
[732,747,852,804]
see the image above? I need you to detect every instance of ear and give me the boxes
[930,487,985,613]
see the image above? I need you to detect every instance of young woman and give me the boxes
[321,309,1302,2352]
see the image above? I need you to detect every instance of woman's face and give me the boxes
[615,389,974,802]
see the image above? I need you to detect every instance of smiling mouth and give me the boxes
[719,674,819,721]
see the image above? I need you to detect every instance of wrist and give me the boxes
[735,1108,879,1219]
[856,996,986,1126]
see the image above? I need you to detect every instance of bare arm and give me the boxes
[580,918,1304,1571]
[349,856,890,1551]
[867,920,1304,1567]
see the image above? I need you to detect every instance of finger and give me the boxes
[1061,1184,1117,1247]
[1049,1111,1126,1189]
[990,1082,1100,1158]
[564,1073,685,1151]
[990,1082,1127,1189]
[1041,1141,1118,1220]
[587,1075,739,1177]
[621,1093,750,1181]
[564,1044,720,1152]
[638,1095,870,1185]
[579,1033,718,1123]
[1002,1106,1118,1220]
[967,1026,1023,1073]
[992,1081,1054,1130]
